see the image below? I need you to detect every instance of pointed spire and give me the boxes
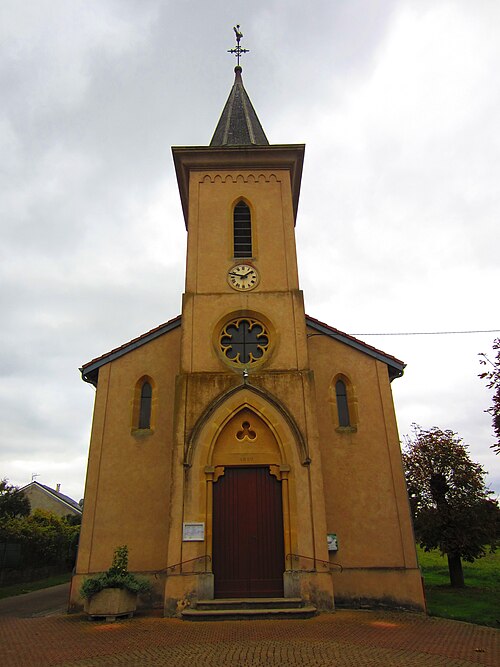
[210,66,269,147]
[210,25,269,147]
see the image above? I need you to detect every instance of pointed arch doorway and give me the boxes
[210,408,286,598]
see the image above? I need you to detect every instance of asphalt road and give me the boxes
[0,582,70,618]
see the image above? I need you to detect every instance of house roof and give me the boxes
[20,481,82,515]
[210,66,269,147]
[80,314,405,386]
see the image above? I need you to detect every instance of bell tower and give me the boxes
[165,36,333,609]
[173,71,308,376]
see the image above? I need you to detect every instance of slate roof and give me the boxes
[210,66,269,146]
[80,314,404,386]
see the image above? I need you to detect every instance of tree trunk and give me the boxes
[447,553,465,587]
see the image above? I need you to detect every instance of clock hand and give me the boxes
[229,270,253,278]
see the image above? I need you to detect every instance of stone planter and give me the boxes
[84,588,137,621]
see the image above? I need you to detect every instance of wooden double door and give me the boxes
[212,467,285,598]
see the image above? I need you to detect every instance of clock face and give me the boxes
[227,264,260,291]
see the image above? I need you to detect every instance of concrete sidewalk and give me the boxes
[0,606,498,667]
[0,582,70,618]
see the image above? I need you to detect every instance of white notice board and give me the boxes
[182,522,205,541]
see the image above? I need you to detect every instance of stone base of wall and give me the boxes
[331,567,426,612]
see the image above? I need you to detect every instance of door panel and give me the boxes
[213,467,284,598]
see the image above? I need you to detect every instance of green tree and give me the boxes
[402,425,499,587]
[479,338,500,455]
[0,479,30,518]
[0,509,80,569]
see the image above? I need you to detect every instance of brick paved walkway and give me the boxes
[0,609,498,667]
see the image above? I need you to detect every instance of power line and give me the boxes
[352,329,500,337]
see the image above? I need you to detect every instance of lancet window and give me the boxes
[335,379,350,427]
[233,201,252,257]
[138,381,152,429]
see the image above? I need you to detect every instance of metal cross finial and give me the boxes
[228,24,249,66]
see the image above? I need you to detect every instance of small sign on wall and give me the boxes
[183,522,205,542]
[327,533,338,552]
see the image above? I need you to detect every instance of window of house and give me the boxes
[233,201,252,258]
[138,381,152,429]
[335,379,350,427]
[331,374,358,432]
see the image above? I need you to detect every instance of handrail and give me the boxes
[286,553,343,573]
[154,554,211,577]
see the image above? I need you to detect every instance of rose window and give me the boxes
[220,318,270,365]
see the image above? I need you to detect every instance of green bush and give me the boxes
[0,509,80,569]
[79,546,151,600]
[80,571,152,599]
[108,545,128,575]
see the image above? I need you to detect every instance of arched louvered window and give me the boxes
[335,379,350,427]
[233,201,252,258]
[138,381,152,429]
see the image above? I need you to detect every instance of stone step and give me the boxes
[182,605,317,621]
[196,597,304,611]
[181,597,317,621]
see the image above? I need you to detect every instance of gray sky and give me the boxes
[1,0,499,503]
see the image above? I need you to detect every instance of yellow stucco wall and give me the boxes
[308,330,424,609]
[180,168,308,377]
[70,327,181,608]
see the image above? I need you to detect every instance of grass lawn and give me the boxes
[417,546,499,627]
[0,572,72,600]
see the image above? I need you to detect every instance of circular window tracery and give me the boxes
[220,318,270,366]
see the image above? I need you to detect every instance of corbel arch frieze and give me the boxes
[200,173,280,185]
[184,383,309,468]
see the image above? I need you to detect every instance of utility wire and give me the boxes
[352,329,500,337]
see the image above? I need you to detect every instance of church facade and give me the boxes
[70,65,425,615]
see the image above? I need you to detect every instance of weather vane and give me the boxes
[228,25,249,66]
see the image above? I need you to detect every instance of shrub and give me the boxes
[0,509,80,569]
[79,546,151,600]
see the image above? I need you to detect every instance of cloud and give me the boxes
[1,0,498,503]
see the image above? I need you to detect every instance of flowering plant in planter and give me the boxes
[80,546,151,616]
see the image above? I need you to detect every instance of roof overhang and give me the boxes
[306,315,406,382]
[172,144,305,229]
[80,316,182,387]
[79,313,404,390]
